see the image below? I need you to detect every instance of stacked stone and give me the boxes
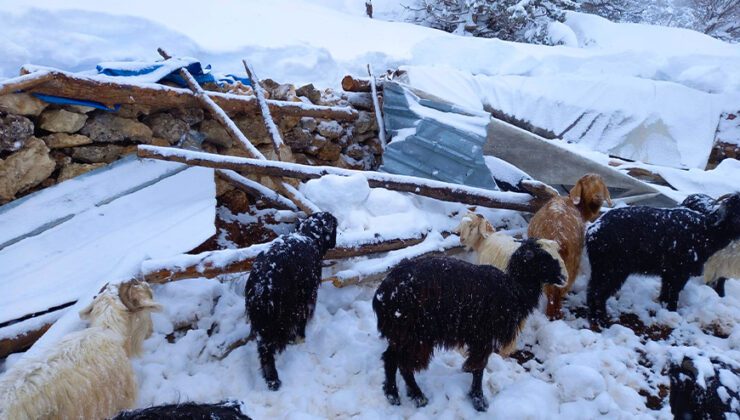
[0,80,382,205]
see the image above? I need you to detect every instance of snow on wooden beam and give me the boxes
[325,233,465,288]
[0,71,55,96]
[216,170,299,211]
[14,68,357,120]
[242,60,287,158]
[137,145,547,212]
[141,230,440,284]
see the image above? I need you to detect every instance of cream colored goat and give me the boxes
[704,239,740,296]
[456,212,567,356]
[0,281,161,420]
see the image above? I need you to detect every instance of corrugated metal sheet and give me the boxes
[380,82,499,190]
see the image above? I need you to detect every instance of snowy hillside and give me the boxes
[1,1,740,419]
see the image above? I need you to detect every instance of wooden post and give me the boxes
[241,60,288,160]
[366,64,386,149]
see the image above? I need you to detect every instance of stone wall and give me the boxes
[0,81,382,205]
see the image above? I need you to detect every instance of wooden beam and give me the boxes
[216,170,298,211]
[137,145,546,213]
[141,231,442,284]
[0,71,55,96]
[341,75,376,92]
[0,324,52,359]
[242,60,288,159]
[15,69,357,120]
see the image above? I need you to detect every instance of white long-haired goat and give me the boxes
[455,211,567,355]
[0,281,161,420]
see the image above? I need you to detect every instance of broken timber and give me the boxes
[2,68,358,121]
[137,145,550,213]
[141,231,437,284]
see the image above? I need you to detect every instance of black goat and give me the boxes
[245,212,338,391]
[373,239,566,412]
[669,356,740,420]
[110,401,250,419]
[586,193,740,326]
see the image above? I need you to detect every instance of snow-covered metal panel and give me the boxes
[380,82,499,190]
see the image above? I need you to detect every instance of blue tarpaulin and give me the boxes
[33,58,251,110]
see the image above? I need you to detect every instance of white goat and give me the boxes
[0,281,161,420]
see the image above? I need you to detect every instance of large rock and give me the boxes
[171,107,205,126]
[144,112,189,145]
[300,117,317,132]
[0,114,34,152]
[318,142,342,161]
[57,162,106,182]
[234,115,272,145]
[296,84,321,104]
[317,120,343,140]
[284,127,314,152]
[0,93,48,116]
[71,145,126,163]
[116,103,151,119]
[80,113,153,143]
[43,133,92,149]
[38,109,88,133]
[200,119,234,148]
[354,111,377,134]
[0,137,56,202]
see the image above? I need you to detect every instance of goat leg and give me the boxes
[381,347,401,406]
[712,277,727,298]
[469,369,489,412]
[400,366,428,407]
[659,274,689,311]
[257,341,281,391]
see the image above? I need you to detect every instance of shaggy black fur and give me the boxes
[372,239,566,412]
[586,193,740,326]
[680,193,729,296]
[245,212,338,391]
[110,401,251,419]
[669,356,740,420]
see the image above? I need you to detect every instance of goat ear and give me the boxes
[602,184,613,207]
[78,301,95,320]
[478,219,494,239]
[119,281,162,312]
[709,203,730,227]
[569,180,583,205]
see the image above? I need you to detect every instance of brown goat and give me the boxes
[528,174,612,319]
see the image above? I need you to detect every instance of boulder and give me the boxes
[278,115,301,132]
[0,114,34,152]
[116,104,151,119]
[80,113,153,143]
[143,112,189,144]
[345,143,365,160]
[171,107,205,126]
[284,127,314,152]
[57,162,106,182]
[354,110,377,134]
[317,142,342,161]
[317,120,343,139]
[234,115,272,145]
[0,137,56,202]
[43,133,92,149]
[38,109,88,133]
[300,117,317,132]
[65,105,96,114]
[296,84,321,104]
[200,119,234,148]
[0,93,48,116]
[71,145,126,163]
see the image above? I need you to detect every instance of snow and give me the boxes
[1,1,740,418]
[0,163,215,351]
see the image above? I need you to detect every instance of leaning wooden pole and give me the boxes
[156,49,319,214]
[242,60,288,160]
[138,145,548,212]
[367,64,386,148]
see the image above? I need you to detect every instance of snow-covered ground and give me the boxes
[2,0,740,418]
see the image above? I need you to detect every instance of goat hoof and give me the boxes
[469,392,489,412]
[384,392,401,406]
[267,379,282,391]
[410,394,428,408]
